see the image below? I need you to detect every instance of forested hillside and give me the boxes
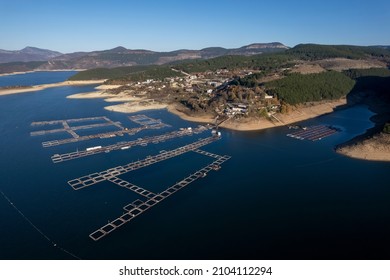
[265,71,356,104]
[286,44,390,60]
[69,53,295,81]
[0,61,46,74]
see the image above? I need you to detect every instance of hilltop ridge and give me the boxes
[37,42,289,70]
[0,43,289,73]
[0,47,62,63]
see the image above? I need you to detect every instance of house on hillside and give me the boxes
[224,103,248,116]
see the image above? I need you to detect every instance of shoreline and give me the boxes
[105,102,168,113]
[335,93,390,162]
[65,89,390,162]
[168,99,347,131]
[3,71,388,162]
[0,79,106,96]
[0,69,86,77]
[8,75,388,160]
[68,90,347,131]
[336,122,390,162]
[0,71,36,77]
[336,132,390,162]
[67,89,143,103]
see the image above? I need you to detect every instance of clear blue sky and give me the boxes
[1,0,390,53]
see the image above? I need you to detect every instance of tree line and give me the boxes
[286,44,390,60]
[265,71,356,105]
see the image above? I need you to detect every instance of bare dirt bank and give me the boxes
[168,99,347,131]
[337,133,390,161]
[67,86,347,131]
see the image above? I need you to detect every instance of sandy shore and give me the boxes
[277,99,347,124]
[0,71,35,77]
[337,133,390,161]
[0,80,106,96]
[67,91,144,103]
[94,84,122,90]
[67,88,347,131]
[0,69,87,77]
[67,91,116,99]
[105,101,168,113]
[68,89,168,113]
[167,105,284,130]
[168,99,347,131]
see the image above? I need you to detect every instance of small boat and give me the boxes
[86,146,102,151]
[288,125,300,129]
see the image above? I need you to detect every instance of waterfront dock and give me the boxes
[88,148,231,241]
[31,114,230,242]
[287,125,339,141]
[67,136,219,190]
[128,114,170,129]
[31,116,124,143]
[31,116,108,126]
[30,121,123,137]
[31,115,170,148]
[51,125,208,163]
[42,127,145,148]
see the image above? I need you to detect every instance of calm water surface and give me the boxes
[0,71,77,87]
[0,72,389,260]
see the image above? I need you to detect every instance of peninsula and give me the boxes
[67,44,390,136]
[0,79,105,96]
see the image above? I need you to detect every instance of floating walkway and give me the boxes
[51,125,208,163]
[287,125,339,141]
[43,127,145,148]
[107,177,156,199]
[31,116,108,126]
[31,116,124,145]
[67,136,219,190]
[128,114,170,129]
[31,116,123,137]
[31,113,230,242]
[30,121,123,137]
[88,148,231,241]
[31,115,170,148]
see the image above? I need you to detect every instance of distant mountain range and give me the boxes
[0,47,62,63]
[0,43,289,70]
[1,43,389,75]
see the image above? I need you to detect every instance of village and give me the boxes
[106,67,283,121]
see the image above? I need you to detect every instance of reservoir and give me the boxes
[0,71,389,259]
[0,71,77,87]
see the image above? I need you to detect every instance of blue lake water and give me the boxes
[0,71,77,87]
[0,72,389,260]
